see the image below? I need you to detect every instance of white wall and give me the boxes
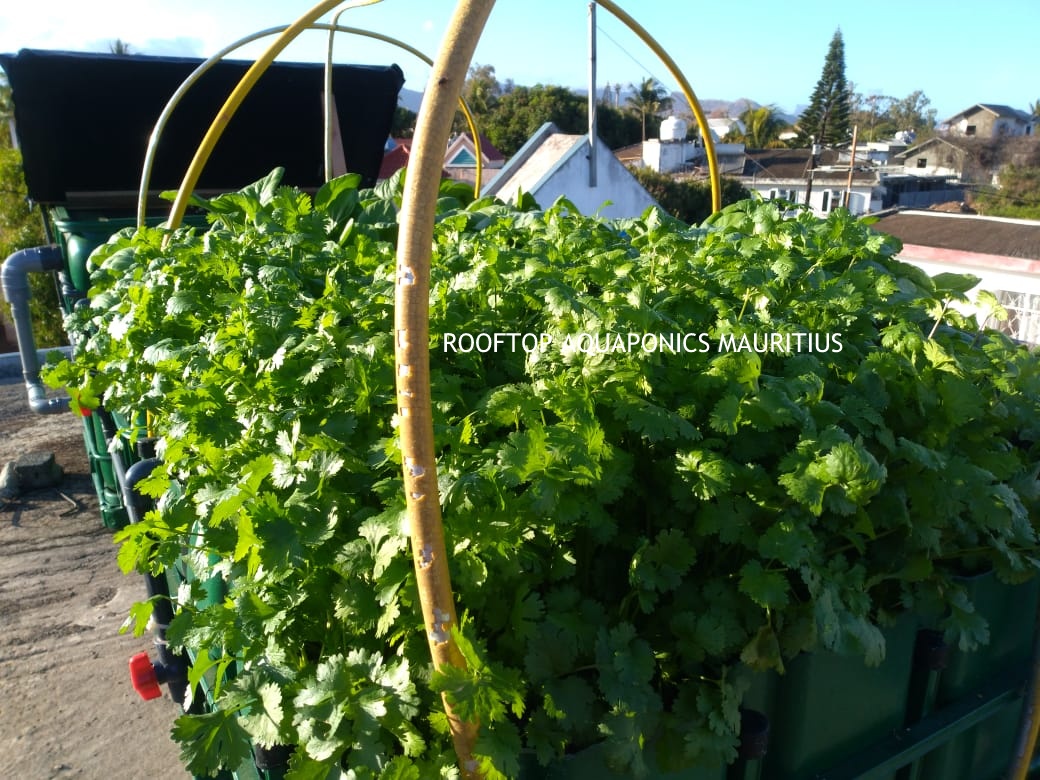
[642,139,691,174]
[744,181,877,217]
[533,137,657,219]
[898,248,1040,344]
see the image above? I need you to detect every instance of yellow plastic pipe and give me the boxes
[595,0,721,213]
[322,24,485,192]
[1008,602,1040,779]
[392,1,495,776]
[139,21,482,227]
[137,24,284,228]
[165,0,382,231]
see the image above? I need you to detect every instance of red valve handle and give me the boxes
[129,652,162,700]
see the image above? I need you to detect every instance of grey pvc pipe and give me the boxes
[1,245,71,414]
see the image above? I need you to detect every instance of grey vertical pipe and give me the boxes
[588,2,598,188]
[1,245,71,414]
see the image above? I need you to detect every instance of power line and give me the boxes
[595,23,667,92]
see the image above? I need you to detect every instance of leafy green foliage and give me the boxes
[797,29,852,145]
[0,117,64,347]
[47,171,1040,778]
[629,169,749,225]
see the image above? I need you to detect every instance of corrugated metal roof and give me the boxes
[871,210,1040,261]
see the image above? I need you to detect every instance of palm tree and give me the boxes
[739,104,790,149]
[1030,99,1040,119]
[108,39,132,55]
[625,77,673,141]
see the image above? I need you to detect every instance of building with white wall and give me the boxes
[871,210,1040,343]
[483,122,657,219]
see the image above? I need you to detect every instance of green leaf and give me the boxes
[676,449,735,500]
[758,517,815,568]
[378,757,422,780]
[709,393,742,435]
[739,560,789,609]
[285,750,347,780]
[740,622,784,673]
[931,271,980,296]
[237,679,285,748]
[614,396,700,443]
[172,709,253,777]
[629,529,697,611]
[315,172,362,226]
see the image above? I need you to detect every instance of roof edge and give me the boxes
[483,121,560,197]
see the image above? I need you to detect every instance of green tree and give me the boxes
[471,78,645,156]
[797,30,852,146]
[630,167,749,224]
[594,102,645,149]
[463,63,501,115]
[849,88,937,142]
[725,103,790,149]
[482,84,586,156]
[390,105,416,138]
[974,165,1040,219]
[108,38,132,55]
[453,63,504,133]
[888,90,936,139]
[849,87,894,141]
[0,74,64,347]
[1030,99,1040,118]
[626,77,673,141]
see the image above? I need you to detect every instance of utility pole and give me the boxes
[587,2,597,187]
[843,124,858,210]
[804,135,817,211]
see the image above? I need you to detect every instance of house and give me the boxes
[378,133,500,184]
[895,133,1040,190]
[734,147,884,216]
[613,142,643,167]
[707,116,743,141]
[837,139,910,167]
[482,122,658,219]
[943,104,1035,139]
[895,136,970,178]
[870,209,1040,343]
[378,138,413,180]
[443,132,505,186]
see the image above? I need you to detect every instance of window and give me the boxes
[993,290,1040,344]
[769,189,797,203]
[821,190,831,212]
[965,124,977,136]
[917,158,928,169]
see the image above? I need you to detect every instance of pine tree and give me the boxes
[797,30,852,146]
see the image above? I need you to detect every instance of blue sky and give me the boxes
[0,0,1034,121]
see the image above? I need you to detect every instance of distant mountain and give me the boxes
[398,87,424,113]
[671,94,800,126]
[396,85,801,126]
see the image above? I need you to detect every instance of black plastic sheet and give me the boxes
[0,48,404,204]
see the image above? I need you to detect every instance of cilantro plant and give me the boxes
[48,170,1040,779]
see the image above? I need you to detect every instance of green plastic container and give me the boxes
[918,573,1039,780]
[519,743,726,780]
[51,213,140,295]
[51,211,208,297]
[742,614,918,780]
[79,412,127,528]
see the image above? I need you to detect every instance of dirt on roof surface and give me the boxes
[0,376,186,779]
[870,211,1040,260]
